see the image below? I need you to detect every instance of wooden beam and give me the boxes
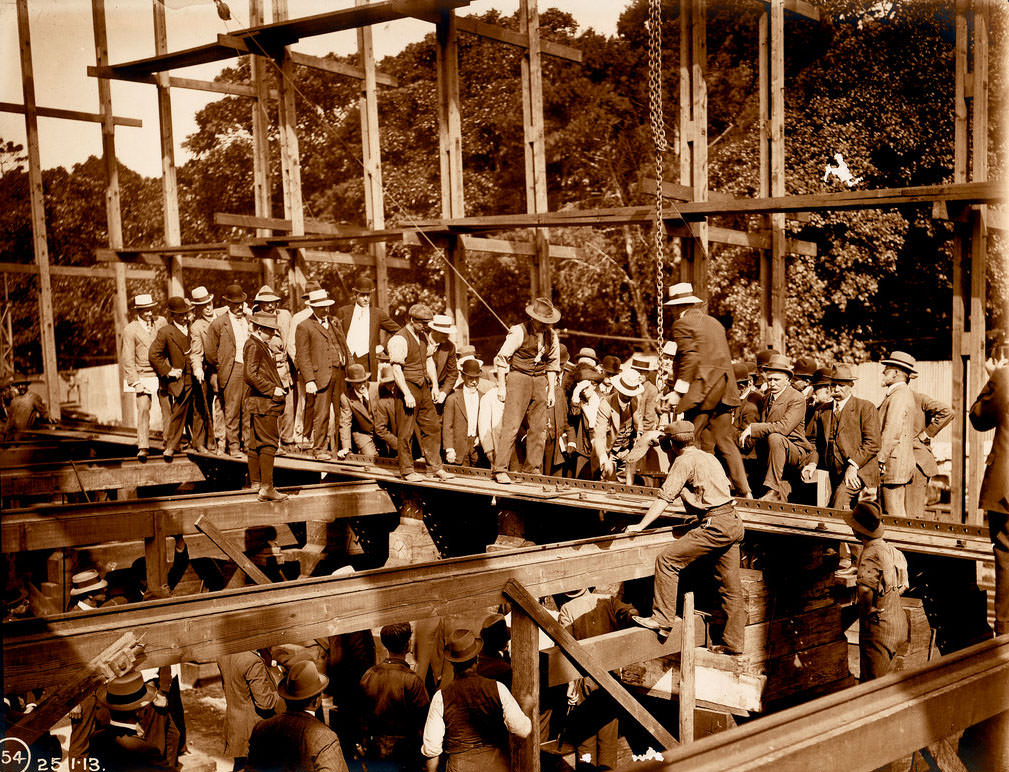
[510,603,540,772]
[215,212,352,235]
[304,250,410,269]
[0,262,157,280]
[752,0,820,20]
[154,0,183,297]
[251,0,274,288]
[195,514,272,584]
[455,15,581,62]
[289,50,397,87]
[85,68,275,98]
[0,456,205,497]
[679,592,696,744]
[679,0,709,293]
[458,235,583,259]
[0,101,141,127]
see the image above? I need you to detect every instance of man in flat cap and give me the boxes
[877,351,918,515]
[122,293,170,460]
[244,312,289,501]
[149,296,198,460]
[206,284,251,457]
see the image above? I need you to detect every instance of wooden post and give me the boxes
[758,0,785,351]
[519,0,551,299]
[436,12,469,343]
[357,0,389,308]
[250,0,275,288]
[510,603,541,772]
[16,0,61,420]
[679,592,695,744]
[144,514,168,591]
[153,0,183,298]
[679,0,708,296]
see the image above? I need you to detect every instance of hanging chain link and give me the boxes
[647,0,667,355]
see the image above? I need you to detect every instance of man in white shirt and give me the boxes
[289,280,322,448]
[336,274,400,381]
[442,359,486,467]
[121,294,169,460]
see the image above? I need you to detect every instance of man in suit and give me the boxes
[373,365,401,459]
[218,650,281,771]
[338,363,380,460]
[206,284,251,458]
[877,351,918,516]
[244,312,289,502]
[665,283,751,498]
[428,314,458,403]
[738,354,812,502]
[122,293,170,460]
[289,280,322,447]
[149,296,197,460]
[442,358,486,467]
[89,671,179,772]
[253,285,296,451]
[188,286,221,454]
[801,364,881,508]
[337,274,400,381]
[296,289,350,461]
[908,383,953,517]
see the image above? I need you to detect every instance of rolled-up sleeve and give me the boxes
[497,682,532,738]
[493,325,524,372]
[657,456,690,503]
[388,333,409,365]
[421,690,445,758]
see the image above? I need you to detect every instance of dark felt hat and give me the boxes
[222,284,247,304]
[409,303,434,322]
[793,356,818,378]
[345,363,369,384]
[525,297,561,325]
[811,367,833,387]
[445,628,483,663]
[278,660,329,701]
[166,296,192,315]
[601,355,622,376]
[460,359,482,378]
[844,500,885,540]
[755,349,780,369]
[250,312,280,331]
[762,353,793,376]
[831,363,858,383]
[352,275,375,293]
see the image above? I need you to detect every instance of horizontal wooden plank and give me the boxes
[457,235,582,259]
[454,16,581,62]
[0,456,206,497]
[0,101,142,128]
[706,226,817,257]
[303,250,412,269]
[215,212,355,235]
[289,50,397,86]
[0,262,157,280]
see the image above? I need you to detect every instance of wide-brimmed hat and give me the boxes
[71,570,107,596]
[526,297,561,325]
[601,355,622,376]
[222,284,247,304]
[630,354,656,372]
[880,350,917,375]
[445,628,483,663]
[190,286,214,306]
[559,343,570,364]
[830,363,857,383]
[306,289,335,308]
[576,347,598,364]
[165,296,192,315]
[409,303,434,322]
[97,671,156,712]
[811,367,833,387]
[250,312,280,331]
[563,587,588,598]
[613,370,644,397]
[132,293,157,310]
[278,660,329,701]
[429,314,455,334]
[11,372,30,386]
[844,500,885,540]
[460,359,482,378]
[793,356,818,378]
[254,285,282,303]
[352,275,375,294]
[457,344,477,361]
[346,363,368,384]
[660,340,677,357]
[733,361,753,383]
[378,364,395,384]
[664,282,702,306]
[762,353,793,376]
[301,280,323,300]
[663,420,696,441]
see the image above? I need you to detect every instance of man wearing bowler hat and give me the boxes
[802,364,881,509]
[122,293,171,460]
[189,286,222,454]
[206,284,252,457]
[442,358,487,467]
[664,283,751,498]
[337,363,380,460]
[336,274,400,382]
[877,351,918,516]
[149,296,199,460]
[244,312,289,502]
[247,660,349,772]
[491,297,562,484]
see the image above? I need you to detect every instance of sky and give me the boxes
[0,0,622,177]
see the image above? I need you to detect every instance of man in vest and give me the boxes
[121,293,169,460]
[491,297,562,484]
[387,303,453,481]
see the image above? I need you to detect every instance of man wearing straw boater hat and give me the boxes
[429,314,459,403]
[149,296,199,460]
[206,283,252,458]
[336,274,400,382]
[664,282,752,498]
[252,285,297,451]
[88,670,174,771]
[122,293,170,460]
[189,286,222,454]
[876,350,918,516]
[491,296,562,484]
[244,312,289,502]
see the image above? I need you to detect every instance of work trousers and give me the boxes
[904,465,930,518]
[221,369,245,452]
[164,380,195,453]
[758,433,807,499]
[350,431,378,459]
[652,505,745,652]
[859,636,897,681]
[190,378,215,452]
[135,390,171,451]
[492,370,548,474]
[989,511,1009,636]
[881,483,909,516]
[306,368,345,454]
[246,412,279,489]
[690,406,751,496]
[395,381,442,475]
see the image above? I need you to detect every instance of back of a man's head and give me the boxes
[381,622,412,655]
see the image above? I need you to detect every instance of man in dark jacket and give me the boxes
[442,359,486,467]
[337,363,380,459]
[336,274,400,381]
[296,289,350,461]
[244,312,288,502]
[218,649,281,770]
[205,284,250,457]
[149,296,197,460]
[89,671,179,772]
[664,283,751,498]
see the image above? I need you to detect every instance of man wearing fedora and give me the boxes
[491,297,562,484]
[296,288,351,460]
[664,283,751,498]
[843,501,909,680]
[289,280,323,447]
[206,284,252,457]
[244,312,289,502]
[189,286,223,454]
[338,363,380,460]
[421,628,532,772]
[877,351,918,516]
[122,293,170,460]
[738,354,812,502]
[337,274,400,382]
[149,296,199,460]
[253,285,296,450]
[247,660,349,772]
[791,356,818,400]
[443,358,487,467]
[802,364,881,509]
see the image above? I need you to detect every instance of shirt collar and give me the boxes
[834,394,851,413]
[173,321,188,334]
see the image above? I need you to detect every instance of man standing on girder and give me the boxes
[205,284,252,458]
[149,296,198,461]
[122,293,170,461]
[876,351,918,516]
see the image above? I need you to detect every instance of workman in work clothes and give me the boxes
[626,420,746,655]
[2,373,50,440]
[243,312,289,502]
[844,500,909,680]
[491,296,562,484]
[121,293,170,460]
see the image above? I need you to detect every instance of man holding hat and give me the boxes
[88,670,178,772]
[626,420,746,655]
[387,303,452,480]
[443,358,487,467]
[338,363,380,460]
[189,286,223,454]
[491,297,562,484]
[336,274,400,382]
[664,283,751,498]
[247,660,349,772]
[206,284,252,457]
[122,293,170,460]
[290,280,323,447]
[244,312,289,501]
[149,297,199,459]
[296,288,351,460]
[802,364,881,509]
[738,354,812,502]
[421,628,531,772]
[877,351,918,515]
[843,501,909,680]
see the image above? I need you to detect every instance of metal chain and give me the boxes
[647,0,667,355]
